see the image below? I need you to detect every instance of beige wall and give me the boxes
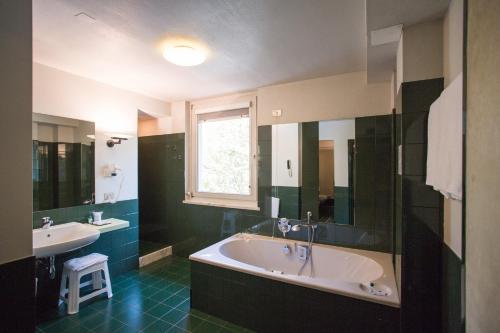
[0,1,33,264]
[443,0,464,259]
[444,0,464,87]
[319,148,334,197]
[34,63,169,203]
[138,101,187,137]
[402,19,444,83]
[396,35,403,92]
[466,1,500,332]
[258,72,392,125]
[142,71,392,135]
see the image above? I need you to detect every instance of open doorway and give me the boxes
[319,140,334,220]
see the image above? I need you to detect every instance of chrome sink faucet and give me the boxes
[41,217,54,229]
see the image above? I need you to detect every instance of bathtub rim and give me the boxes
[189,233,400,308]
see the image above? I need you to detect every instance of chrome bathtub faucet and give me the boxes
[41,217,54,229]
[277,218,291,237]
[291,211,317,232]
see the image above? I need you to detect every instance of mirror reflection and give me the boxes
[271,116,393,229]
[32,114,95,211]
[271,120,356,225]
[318,120,355,224]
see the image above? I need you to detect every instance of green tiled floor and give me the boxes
[37,257,252,333]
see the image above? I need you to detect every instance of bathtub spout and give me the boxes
[291,223,317,232]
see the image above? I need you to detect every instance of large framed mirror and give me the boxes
[32,113,95,211]
[271,115,393,228]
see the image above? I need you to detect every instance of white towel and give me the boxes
[64,253,108,271]
[271,197,280,218]
[426,73,463,200]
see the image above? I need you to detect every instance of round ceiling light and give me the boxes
[163,45,206,66]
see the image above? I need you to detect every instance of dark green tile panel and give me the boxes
[397,78,446,333]
[0,256,36,332]
[353,115,394,252]
[191,260,399,333]
[271,186,301,219]
[441,244,464,333]
[333,186,350,225]
[402,78,444,114]
[300,122,319,219]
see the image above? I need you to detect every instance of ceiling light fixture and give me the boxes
[163,45,206,66]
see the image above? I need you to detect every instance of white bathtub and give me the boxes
[189,233,400,308]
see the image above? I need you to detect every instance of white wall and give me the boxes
[0,0,33,264]
[33,63,170,203]
[319,119,355,187]
[466,1,500,331]
[258,72,392,125]
[272,123,301,187]
[443,0,464,259]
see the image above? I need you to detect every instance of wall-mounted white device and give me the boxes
[103,164,121,177]
[102,164,125,203]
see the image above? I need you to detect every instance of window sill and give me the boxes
[183,197,260,211]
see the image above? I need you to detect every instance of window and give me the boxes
[185,96,258,210]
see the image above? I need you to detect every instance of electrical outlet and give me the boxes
[272,109,282,117]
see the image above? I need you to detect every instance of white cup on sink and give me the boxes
[92,211,103,222]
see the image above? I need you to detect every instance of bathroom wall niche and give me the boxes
[32,113,95,211]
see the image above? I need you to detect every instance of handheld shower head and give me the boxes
[291,225,301,232]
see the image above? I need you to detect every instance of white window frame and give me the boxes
[184,94,259,211]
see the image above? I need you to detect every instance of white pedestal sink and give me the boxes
[33,222,100,258]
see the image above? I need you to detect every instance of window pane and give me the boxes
[197,115,250,195]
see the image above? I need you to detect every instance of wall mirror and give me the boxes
[271,116,393,228]
[32,113,95,211]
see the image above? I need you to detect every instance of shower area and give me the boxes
[138,133,184,257]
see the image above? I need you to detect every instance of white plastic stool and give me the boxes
[59,253,113,314]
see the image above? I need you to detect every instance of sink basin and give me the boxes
[33,222,100,258]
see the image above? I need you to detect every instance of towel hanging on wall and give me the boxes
[426,72,463,200]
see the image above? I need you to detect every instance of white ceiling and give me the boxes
[33,0,367,102]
